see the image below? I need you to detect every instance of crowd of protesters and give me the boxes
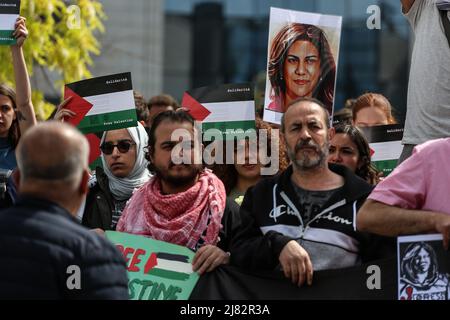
[1,0,450,300]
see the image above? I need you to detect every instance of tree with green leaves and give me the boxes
[0,0,106,119]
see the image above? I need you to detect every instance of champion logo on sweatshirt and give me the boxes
[316,212,352,225]
[269,205,301,223]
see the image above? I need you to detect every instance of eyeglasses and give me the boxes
[100,140,136,155]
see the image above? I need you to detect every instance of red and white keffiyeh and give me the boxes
[117,169,226,249]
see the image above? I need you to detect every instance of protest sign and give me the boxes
[105,231,199,300]
[64,72,137,134]
[361,124,404,177]
[182,83,256,140]
[263,7,342,125]
[64,73,137,168]
[0,0,20,45]
[191,258,397,300]
[397,234,450,300]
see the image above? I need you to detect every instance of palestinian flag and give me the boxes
[182,83,256,140]
[64,72,137,134]
[85,133,103,169]
[144,252,193,282]
[361,124,404,176]
[0,0,20,45]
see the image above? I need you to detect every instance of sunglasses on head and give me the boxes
[100,139,136,155]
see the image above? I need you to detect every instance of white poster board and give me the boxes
[263,7,342,125]
[398,234,450,300]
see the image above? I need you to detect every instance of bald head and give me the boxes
[16,122,89,187]
[281,98,330,133]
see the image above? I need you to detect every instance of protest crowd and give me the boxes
[0,0,450,300]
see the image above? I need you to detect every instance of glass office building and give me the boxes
[163,0,410,121]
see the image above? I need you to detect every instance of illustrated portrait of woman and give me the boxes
[267,23,336,114]
[399,242,450,300]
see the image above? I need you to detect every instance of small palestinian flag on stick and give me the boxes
[144,252,193,282]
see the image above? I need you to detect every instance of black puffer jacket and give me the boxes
[0,196,129,299]
[82,167,117,230]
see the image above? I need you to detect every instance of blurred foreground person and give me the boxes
[0,122,128,299]
[358,138,450,251]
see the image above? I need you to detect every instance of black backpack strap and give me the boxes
[440,9,450,49]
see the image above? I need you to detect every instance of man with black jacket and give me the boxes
[231,98,378,287]
[0,122,129,299]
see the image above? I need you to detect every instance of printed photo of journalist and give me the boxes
[399,241,450,300]
[266,23,337,115]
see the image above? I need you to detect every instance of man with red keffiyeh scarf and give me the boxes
[117,110,240,275]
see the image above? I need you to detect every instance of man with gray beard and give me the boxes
[230,98,378,287]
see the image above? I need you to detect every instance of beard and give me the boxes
[153,162,203,189]
[287,138,329,171]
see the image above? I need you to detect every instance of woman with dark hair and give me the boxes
[399,242,450,300]
[0,17,36,170]
[328,125,381,185]
[213,118,290,205]
[267,23,336,114]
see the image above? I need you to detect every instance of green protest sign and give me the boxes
[105,231,199,300]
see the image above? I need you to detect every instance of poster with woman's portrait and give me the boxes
[398,235,450,300]
[263,7,342,125]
